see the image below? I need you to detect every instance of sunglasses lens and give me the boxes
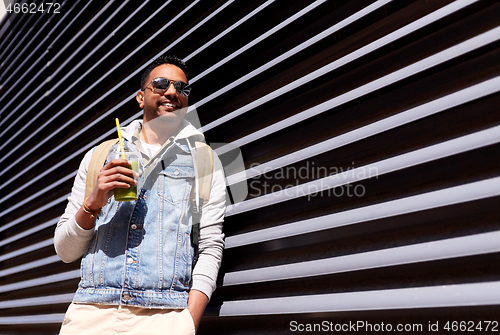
[174,81,191,97]
[152,78,170,92]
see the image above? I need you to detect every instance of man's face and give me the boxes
[136,64,189,125]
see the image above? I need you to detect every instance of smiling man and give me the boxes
[138,61,190,145]
[55,55,226,335]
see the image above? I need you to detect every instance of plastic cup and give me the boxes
[114,160,138,201]
[107,142,143,202]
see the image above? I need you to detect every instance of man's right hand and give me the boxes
[76,159,137,230]
[86,159,138,209]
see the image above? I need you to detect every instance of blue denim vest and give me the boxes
[73,141,195,308]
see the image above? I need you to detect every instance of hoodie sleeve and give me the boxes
[54,149,96,263]
[191,151,226,300]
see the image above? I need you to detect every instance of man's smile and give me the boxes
[158,100,181,110]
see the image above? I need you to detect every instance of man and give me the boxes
[55,55,226,334]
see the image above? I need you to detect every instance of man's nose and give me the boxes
[164,82,177,97]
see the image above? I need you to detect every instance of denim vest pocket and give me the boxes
[158,165,194,203]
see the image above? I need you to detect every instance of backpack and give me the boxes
[84,138,214,268]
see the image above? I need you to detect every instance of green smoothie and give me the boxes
[114,161,139,201]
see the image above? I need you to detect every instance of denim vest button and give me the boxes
[131,224,137,230]
[174,169,179,176]
[127,258,134,264]
[123,294,131,301]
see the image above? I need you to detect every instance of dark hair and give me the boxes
[140,55,188,89]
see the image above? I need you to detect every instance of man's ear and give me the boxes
[136,90,144,108]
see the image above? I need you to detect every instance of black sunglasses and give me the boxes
[142,77,191,97]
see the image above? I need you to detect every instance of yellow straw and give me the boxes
[115,118,126,159]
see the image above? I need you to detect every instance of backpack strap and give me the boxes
[85,139,119,199]
[193,141,214,206]
[190,141,214,269]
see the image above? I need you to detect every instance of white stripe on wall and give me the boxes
[0,293,74,309]
[0,195,68,234]
[0,314,66,325]
[220,281,500,316]
[0,270,79,293]
[0,238,54,263]
[0,218,58,248]
[0,255,61,278]
[224,231,500,285]
[0,172,76,217]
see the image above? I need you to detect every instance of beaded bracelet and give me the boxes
[83,197,101,219]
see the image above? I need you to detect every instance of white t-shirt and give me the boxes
[140,140,161,158]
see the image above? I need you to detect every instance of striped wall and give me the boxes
[1,0,499,333]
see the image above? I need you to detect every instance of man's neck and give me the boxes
[141,119,182,146]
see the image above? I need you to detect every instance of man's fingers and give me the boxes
[109,181,135,189]
[99,173,136,187]
[99,166,137,179]
[102,159,133,170]
[110,167,137,179]
[109,173,136,186]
